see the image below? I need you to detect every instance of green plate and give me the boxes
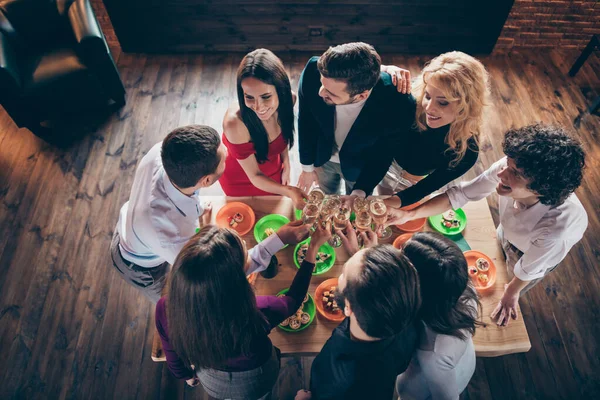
[254,214,290,247]
[293,238,336,275]
[277,289,315,332]
[428,208,467,236]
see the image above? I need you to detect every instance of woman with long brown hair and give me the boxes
[397,232,481,399]
[155,224,330,399]
[220,48,307,209]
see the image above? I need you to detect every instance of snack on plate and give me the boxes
[468,266,478,276]
[300,312,311,324]
[441,210,461,229]
[477,273,489,284]
[279,292,313,330]
[322,285,341,313]
[476,257,490,272]
[289,319,302,330]
[228,212,244,228]
[264,228,276,237]
[296,244,332,271]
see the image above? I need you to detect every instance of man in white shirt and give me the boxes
[385,124,588,326]
[111,125,310,303]
[297,42,414,195]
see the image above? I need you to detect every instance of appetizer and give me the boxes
[228,212,244,228]
[297,244,331,271]
[441,210,461,229]
[279,294,312,330]
[264,227,276,237]
[322,286,341,314]
[476,257,490,272]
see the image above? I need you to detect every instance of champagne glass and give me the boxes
[354,211,372,232]
[369,199,392,240]
[329,206,351,248]
[302,203,320,227]
[353,197,369,214]
[307,187,325,205]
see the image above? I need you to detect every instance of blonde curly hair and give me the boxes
[413,51,490,167]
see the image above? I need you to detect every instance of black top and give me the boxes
[353,119,479,206]
[309,318,418,400]
[298,57,414,182]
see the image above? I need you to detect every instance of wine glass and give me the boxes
[353,197,369,214]
[369,199,392,240]
[354,210,372,232]
[302,203,320,227]
[329,206,351,248]
[307,187,325,205]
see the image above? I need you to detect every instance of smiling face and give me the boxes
[241,77,279,121]
[422,80,458,129]
[496,158,539,201]
[318,75,358,105]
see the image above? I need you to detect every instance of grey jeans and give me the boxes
[315,160,356,195]
[110,230,168,304]
[197,347,280,400]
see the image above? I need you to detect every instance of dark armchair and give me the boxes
[0,0,125,136]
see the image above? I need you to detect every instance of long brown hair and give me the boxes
[403,232,481,340]
[166,225,267,369]
[413,51,490,167]
[237,49,294,163]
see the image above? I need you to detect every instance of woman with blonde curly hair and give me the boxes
[352,51,490,208]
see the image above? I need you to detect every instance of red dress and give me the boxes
[220,133,288,196]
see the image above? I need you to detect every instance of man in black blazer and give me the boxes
[297,42,415,195]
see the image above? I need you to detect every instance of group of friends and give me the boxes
[110,42,589,400]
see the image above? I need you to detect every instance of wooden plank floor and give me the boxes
[0,49,599,400]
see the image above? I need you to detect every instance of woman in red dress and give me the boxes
[220,49,307,209]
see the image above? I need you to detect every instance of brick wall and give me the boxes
[90,0,120,54]
[495,0,600,52]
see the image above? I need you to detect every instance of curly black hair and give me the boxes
[502,124,586,206]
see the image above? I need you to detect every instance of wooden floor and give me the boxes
[0,49,599,400]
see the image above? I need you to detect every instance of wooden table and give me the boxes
[151,195,531,361]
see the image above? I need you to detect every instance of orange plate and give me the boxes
[215,202,256,236]
[315,278,345,322]
[463,250,496,291]
[393,233,413,249]
[396,218,426,233]
[396,202,426,232]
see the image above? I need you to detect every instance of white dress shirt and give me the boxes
[116,142,284,272]
[301,97,367,171]
[445,157,588,281]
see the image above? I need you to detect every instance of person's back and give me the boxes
[311,318,418,400]
[307,245,421,400]
[398,232,481,400]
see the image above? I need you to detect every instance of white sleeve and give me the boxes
[446,158,505,210]
[301,164,315,172]
[512,236,565,281]
[246,233,285,275]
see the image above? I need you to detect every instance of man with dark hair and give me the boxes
[297,42,414,194]
[386,124,588,326]
[112,125,309,303]
[297,242,421,400]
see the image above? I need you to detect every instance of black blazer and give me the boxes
[298,56,414,183]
